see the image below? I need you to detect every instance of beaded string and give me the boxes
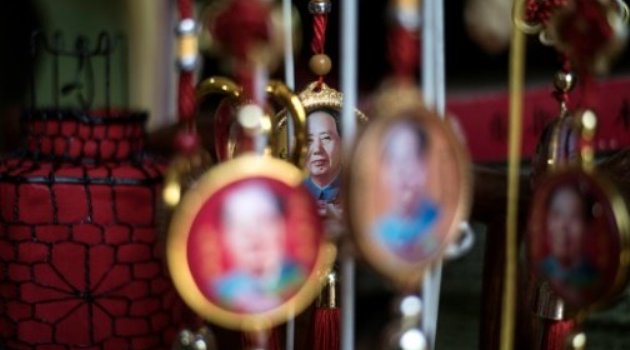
[174,0,200,155]
[308,0,333,90]
[387,0,420,82]
[525,0,568,24]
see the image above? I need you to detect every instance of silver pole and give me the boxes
[340,0,358,349]
[421,0,446,349]
[282,1,296,349]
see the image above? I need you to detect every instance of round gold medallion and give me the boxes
[167,155,336,331]
[528,167,630,310]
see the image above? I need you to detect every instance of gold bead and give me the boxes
[309,54,332,76]
[554,71,575,92]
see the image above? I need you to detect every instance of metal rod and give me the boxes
[282,0,296,175]
[435,0,446,117]
[341,0,358,149]
[501,0,527,349]
[283,0,295,91]
[340,0,358,348]
[282,3,296,349]
[341,253,355,350]
[421,0,435,110]
[421,0,446,348]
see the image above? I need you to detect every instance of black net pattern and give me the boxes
[0,32,187,350]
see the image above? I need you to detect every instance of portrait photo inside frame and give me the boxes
[346,107,472,289]
[528,168,630,310]
[167,156,336,331]
[274,82,367,210]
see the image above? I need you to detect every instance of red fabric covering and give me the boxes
[0,111,186,349]
[448,75,630,162]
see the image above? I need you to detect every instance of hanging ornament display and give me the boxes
[523,2,630,348]
[163,0,213,211]
[342,1,472,348]
[275,0,367,217]
[347,103,471,289]
[528,109,630,348]
[165,2,336,349]
[346,0,472,291]
[275,2,365,349]
[529,64,582,350]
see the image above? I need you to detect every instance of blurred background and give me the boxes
[1,1,630,349]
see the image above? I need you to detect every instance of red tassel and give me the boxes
[540,319,575,350]
[241,328,281,350]
[311,308,340,350]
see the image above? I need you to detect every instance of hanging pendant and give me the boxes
[346,87,472,289]
[528,109,630,312]
[528,165,630,310]
[275,81,367,216]
[167,155,336,331]
[167,77,335,332]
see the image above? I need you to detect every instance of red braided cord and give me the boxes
[388,25,419,80]
[177,0,196,129]
[311,14,328,55]
[525,0,568,24]
[558,0,613,75]
[311,13,329,87]
[178,72,196,126]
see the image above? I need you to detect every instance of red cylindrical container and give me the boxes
[0,109,185,349]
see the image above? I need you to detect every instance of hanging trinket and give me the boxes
[522,1,630,348]
[276,0,367,218]
[163,0,213,210]
[529,64,581,350]
[344,1,472,348]
[167,51,336,346]
[528,109,630,347]
[346,0,472,292]
[167,154,336,331]
[165,1,335,349]
[347,102,471,289]
[275,2,365,349]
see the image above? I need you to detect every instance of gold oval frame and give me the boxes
[346,107,473,290]
[528,167,630,312]
[166,155,337,331]
[274,82,367,161]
